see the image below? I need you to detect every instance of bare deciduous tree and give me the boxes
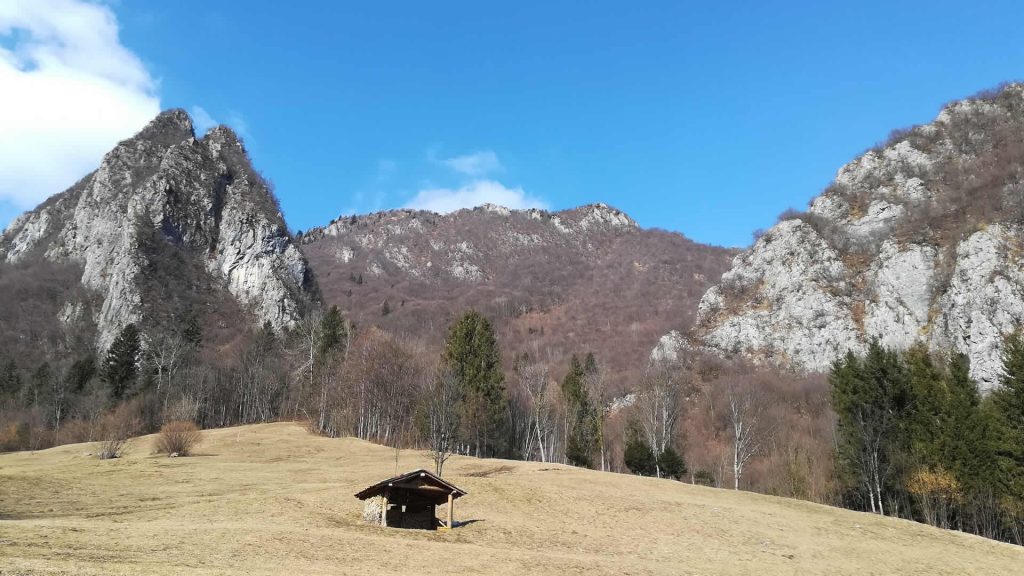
[345,329,422,444]
[584,356,609,471]
[149,333,188,395]
[514,356,556,462]
[728,384,766,491]
[425,368,461,476]
[635,359,686,477]
[289,309,324,420]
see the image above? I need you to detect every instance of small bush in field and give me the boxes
[155,421,202,456]
[97,405,141,459]
[0,421,31,452]
[98,436,131,460]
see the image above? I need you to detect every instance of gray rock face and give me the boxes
[0,110,310,349]
[300,202,640,284]
[698,219,864,369]
[932,225,1024,386]
[689,84,1024,391]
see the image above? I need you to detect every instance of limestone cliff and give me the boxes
[0,110,312,349]
[692,83,1024,391]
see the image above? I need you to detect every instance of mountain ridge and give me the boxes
[689,82,1024,390]
[0,109,312,354]
[0,108,733,392]
[300,198,734,393]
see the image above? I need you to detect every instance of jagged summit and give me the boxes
[134,108,195,145]
[688,83,1024,390]
[303,201,638,243]
[0,109,311,350]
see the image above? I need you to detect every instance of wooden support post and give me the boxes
[381,493,389,527]
[447,492,454,529]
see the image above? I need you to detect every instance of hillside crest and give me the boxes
[691,82,1024,389]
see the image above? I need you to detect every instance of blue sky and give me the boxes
[3,1,1024,247]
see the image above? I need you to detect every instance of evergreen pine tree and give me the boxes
[0,358,20,402]
[657,446,687,480]
[319,305,348,356]
[66,356,97,394]
[830,351,869,502]
[26,362,53,408]
[583,352,598,377]
[992,332,1024,500]
[624,426,657,476]
[257,321,277,352]
[830,341,912,514]
[942,352,997,497]
[562,355,597,467]
[182,311,203,347]
[102,323,141,401]
[442,310,507,457]
[905,343,948,469]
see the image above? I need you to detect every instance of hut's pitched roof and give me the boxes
[354,469,467,502]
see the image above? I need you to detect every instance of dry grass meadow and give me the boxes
[1,422,1022,575]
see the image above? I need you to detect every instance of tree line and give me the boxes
[830,339,1024,544]
[1,306,1021,545]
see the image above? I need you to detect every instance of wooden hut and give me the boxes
[355,469,467,530]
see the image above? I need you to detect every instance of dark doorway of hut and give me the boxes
[355,469,468,531]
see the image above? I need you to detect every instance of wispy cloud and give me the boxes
[226,109,250,140]
[0,0,160,211]
[190,105,217,135]
[441,150,502,176]
[189,106,250,140]
[404,180,547,214]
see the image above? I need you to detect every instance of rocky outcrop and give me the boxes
[301,202,734,396]
[690,83,1024,391]
[0,110,311,348]
[300,202,640,283]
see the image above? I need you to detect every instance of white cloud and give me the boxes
[0,0,160,211]
[190,105,217,135]
[226,109,250,140]
[441,150,502,176]
[188,106,250,141]
[404,180,548,214]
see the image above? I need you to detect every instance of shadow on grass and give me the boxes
[146,452,220,459]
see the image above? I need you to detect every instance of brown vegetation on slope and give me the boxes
[300,205,735,396]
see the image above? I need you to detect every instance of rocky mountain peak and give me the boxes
[688,83,1024,391]
[0,109,311,350]
[134,108,195,146]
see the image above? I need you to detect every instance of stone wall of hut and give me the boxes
[363,496,384,524]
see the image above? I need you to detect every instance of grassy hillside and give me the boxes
[1,423,1021,575]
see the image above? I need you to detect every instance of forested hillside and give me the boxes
[300,204,734,398]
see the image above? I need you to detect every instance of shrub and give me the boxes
[623,430,656,476]
[0,421,30,452]
[692,469,716,487]
[776,207,806,222]
[154,421,202,456]
[657,446,687,480]
[97,405,141,459]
